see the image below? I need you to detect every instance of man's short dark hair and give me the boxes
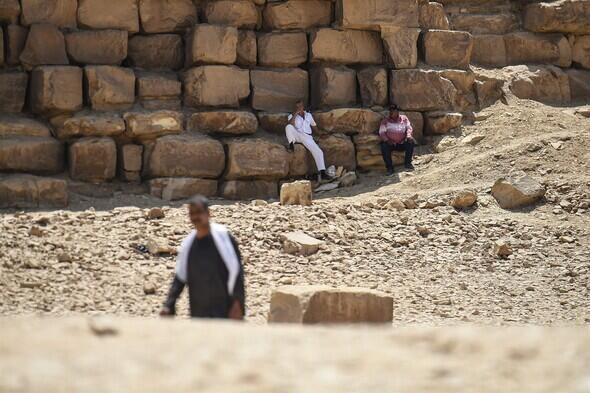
[189,195,209,211]
[389,104,399,111]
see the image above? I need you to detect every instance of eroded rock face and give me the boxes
[318,133,356,170]
[258,32,307,68]
[268,285,394,323]
[136,72,181,109]
[336,0,419,30]
[358,67,388,107]
[280,181,312,206]
[504,32,572,68]
[491,172,546,209]
[567,69,590,102]
[19,23,69,70]
[184,66,250,108]
[314,108,383,135]
[20,0,77,28]
[0,136,64,174]
[30,66,83,116]
[572,35,590,69]
[450,13,518,35]
[65,30,128,65]
[472,34,507,67]
[0,174,68,208]
[0,71,28,113]
[0,0,21,24]
[85,66,135,111]
[237,30,257,67]
[263,0,332,30]
[124,111,183,140]
[128,34,184,70]
[251,68,308,112]
[258,112,289,135]
[506,65,571,104]
[185,24,238,66]
[524,0,590,34]
[424,112,463,135]
[204,0,260,29]
[220,180,278,200]
[5,25,28,65]
[225,139,289,180]
[420,1,449,30]
[382,27,420,69]
[310,28,383,65]
[69,137,117,183]
[78,0,140,32]
[390,69,457,111]
[423,29,473,70]
[0,116,51,138]
[54,113,126,140]
[139,0,197,33]
[188,111,258,135]
[149,178,218,200]
[311,66,357,109]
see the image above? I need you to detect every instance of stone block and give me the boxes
[424,112,463,135]
[65,30,128,65]
[30,66,82,116]
[450,13,518,35]
[382,27,420,69]
[336,0,419,30]
[0,0,20,24]
[69,137,117,183]
[136,72,181,100]
[288,144,314,177]
[0,174,68,208]
[225,139,289,180]
[119,144,143,172]
[358,67,388,107]
[6,24,28,65]
[280,181,312,206]
[318,133,356,170]
[204,0,259,29]
[311,66,356,109]
[268,285,394,324]
[188,111,258,135]
[504,32,572,68]
[237,30,257,66]
[474,73,504,109]
[438,69,478,112]
[258,112,289,135]
[149,178,218,200]
[124,110,183,141]
[310,28,383,65]
[0,115,51,138]
[314,108,384,135]
[390,69,457,111]
[85,66,135,111]
[567,69,590,102]
[128,34,184,70]
[258,32,307,68]
[184,65,250,108]
[423,29,473,69]
[185,24,238,66]
[263,0,332,30]
[0,136,64,174]
[472,34,507,67]
[20,0,76,28]
[282,232,323,255]
[524,0,590,34]
[0,71,27,113]
[506,65,571,104]
[220,180,278,200]
[19,23,69,70]
[491,171,546,209]
[251,68,308,112]
[419,1,449,30]
[572,35,590,69]
[139,0,197,33]
[78,0,140,33]
[54,113,126,140]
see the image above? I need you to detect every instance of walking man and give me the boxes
[285,101,333,182]
[379,104,415,176]
[160,195,245,320]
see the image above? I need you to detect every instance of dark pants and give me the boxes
[380,141,414,171]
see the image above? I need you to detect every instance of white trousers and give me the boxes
[285,125,326,171]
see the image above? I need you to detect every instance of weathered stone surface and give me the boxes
[204,0,259,29]
[472,34,507,67]
[567,69,590,102]
[78,0,140,33]
[69,137,117,183]
[220,180,278,200]
[390,69,457,111]
[475,73,505,109]
[0,71,27,113]
[524,0,590,34]
[0,174,68,208]
[310,28,383,65]
[280,181,312,206]
[0,0,20,24]
[225,139,289,180]
[258,32,307,68]
[336,0,419,30]
[506,65,571,104]
[269,285,393,323]
[492,171,546,209]
[186,24,238,66]
[572,35,590,69]
[420,1,449,30]
[382,27,420,69]
[438,69,477,112]
[54,113,126,140]
[282,232,323,255]
[288,144,314,177]
[423,29,473,69]
[263,0,332,30]
[504,32,572,68]
[184,66,250,108]
[354,133,394,169]
[237,30,257,66]
[119,144,143,172]
[136,72,181,100]
[31,66,82,116]
[0,136,64,174]
[188,111,258,135]
[425,112,463,135]
[19,23,69,70]
[318,133,356,170]
[146,135,225,179]
[128,34,184,70]
[65,30,127,65]
[85,66,135,111]
[124,111,183,140]
[358,67,388,107]
[451,189,478,209]
[0,115,50,138]
[20,0,76,28]
[311,66,357,109]
[149,178,218,200]
[6,24,28,65]
[314,108,383,135]
[450,13,518,35]
[258,112,289,135]
[139,0,196,33]
[251,68,308,112]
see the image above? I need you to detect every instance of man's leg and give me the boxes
[380,142,394,173]
[285,125,297,151]
[300,133,326,172]
[391,141,415,169]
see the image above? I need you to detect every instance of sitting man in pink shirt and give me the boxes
[379,104,416,176]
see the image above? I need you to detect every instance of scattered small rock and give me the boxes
[146,207,165,220]
[281,232,324,256]
[493,240,512,259]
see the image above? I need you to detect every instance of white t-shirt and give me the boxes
[288,112,316,135]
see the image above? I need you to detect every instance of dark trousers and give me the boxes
[380,141,414,170]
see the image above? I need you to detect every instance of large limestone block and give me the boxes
[0,174,68,208]
[382,27,420,69]
[524,0,590,34]
[390,69,457,111]
[149,178,218,200]
[268,285,394,324]
[0,115,51,138]
[69,137,117,183]
[251,68,308,112]
[354,133,406,169]
[30,66,83,116]
[567,69,590,102]
[258,32,307,68]
[438,69,478,112]
[280,181,312,206]
[572,35,590,69]
[472,34,507,67]
[506,65,571,104]
[6,24,28,65]
[124,111,183,140]
[311,66,357,109]
[225,139,289,180]
[314,108,383,135]
[358,67,388,107]
[184,66,250,108]
[20,0,76,28]
[263,0,332,30]
[474,73,505,109]
[450,13,518,35]
[146,134,225,179]
[419,1,449,30]
[119,144,143,172]
[318,133,356,170]
[288,144,314,177]
[424,112,463,135]
[0,0,20,24]
[139,0,196,33]
[186,24,238,66]
[54,113,126,140]
[188,111,258,135]
[0,136,64,174]
[423,29,473,69]
[19,23,69,70]
[85,66,135,111]
[65,30,127,65]
[237,30,257,66]
[204,0,259,29]
[78,0,139,33]
[258,112,289,135]
[504,32,572,68]
[491,172,546,209]
[336,0,419,30]
[310,28,383,65]
[220,180,278,200]
[0,71,27,113]
[128,34,184,70]
[136,72,181,100]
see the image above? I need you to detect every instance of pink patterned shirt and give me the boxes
[379,115,413,144]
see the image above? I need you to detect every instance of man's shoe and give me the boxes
[404,163,415,171]
[287,142,295,152]
[385,169,395,177]
[319,170,334,182]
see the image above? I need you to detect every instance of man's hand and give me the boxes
[228,300,243,320]
[406,136,416,144]
[159,306,173,317]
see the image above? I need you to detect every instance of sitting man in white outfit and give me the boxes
[285,100,333,182]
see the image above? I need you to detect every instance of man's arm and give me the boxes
[160,275,185,316]
[228,234,245,320]
[288,113,297,126]
[378,121,389,142]
[403,116,415,142]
